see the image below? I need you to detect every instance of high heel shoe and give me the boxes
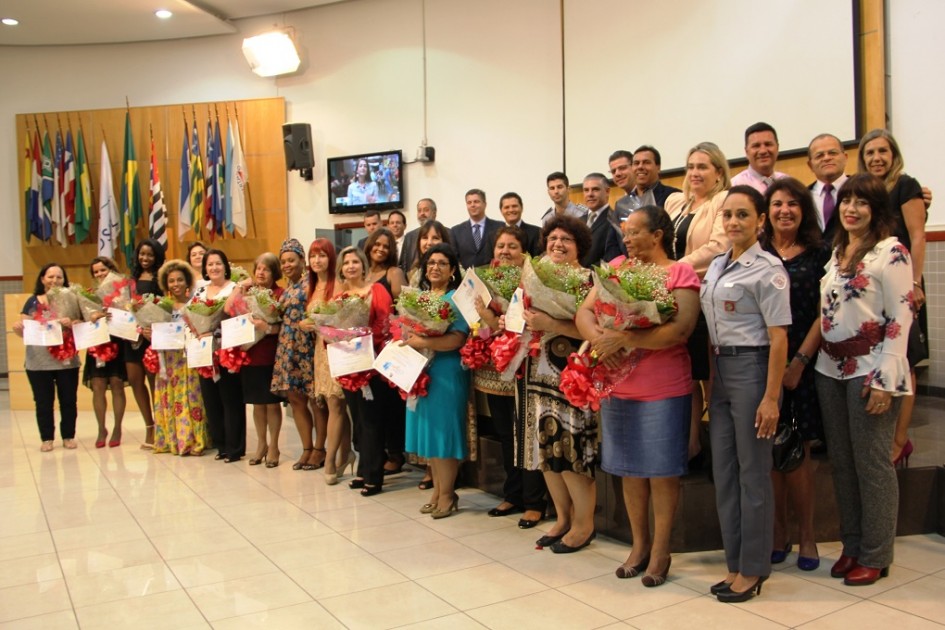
[95,432,108,449]
[893,439,914,468]
[337,452,356,479]
[294,448,313,471]
[716,575,767,602]
[615,554,650,579]
[249,447,268,466]
[419,502,437,514]
[843,565,888,586]
[349,478,366,489]
[642,557,672,587]
[770,541,792,564]
[303,447,326,471]
[710,579,734,595]
[360,485,382,497]
[108,438,121,448]
[265,450,280,468]
[324,468,339,486]
[431,494,459,519]
[418,478,434,490]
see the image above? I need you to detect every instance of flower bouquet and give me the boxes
[229,265,251,284]
[71,285,104,321]
[217,347,250,374]
[388,287,455,404]
[308,291,372,343]
[227,287,284,350]
[460,322,495,370]
[32,302,77,362]
[493,255,593,380]
[130,293,174,328]
[183,297,227,336]
[97,272,135,309]
[88,340,120,368]
[46,287,82,322]
[474,261,522,313]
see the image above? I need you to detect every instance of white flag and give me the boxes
[226,119,248,237]
[97,140,120,258]
[52,131,65,247]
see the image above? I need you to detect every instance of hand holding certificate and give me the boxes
[151,322,187,350]
[373,341,429,392]
[452,269,492,326]
[327,334,375,378]
[22,320,64,346]
[186,337,214,368]
[221,315,256,349]
[73,320,110,350]
[107,308,140,342]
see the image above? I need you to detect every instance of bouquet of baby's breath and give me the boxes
[70,285,104,320]
[46,287,81,321]
[229,266,250,284]
[593,259,677,331]
[131,293,174,328]
[475,262,522,312]
[521,255,592,319]
[394,287,455,337]
[246,287,283,323]
[183,297,227,335]
[309,292,371,329]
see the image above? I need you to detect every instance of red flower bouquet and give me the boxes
[88,340,120,368]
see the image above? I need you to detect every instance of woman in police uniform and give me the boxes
[700,185,790,602]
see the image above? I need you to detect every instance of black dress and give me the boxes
[889,174,929,368]
[124,277,163,363]
[773,245,831,442]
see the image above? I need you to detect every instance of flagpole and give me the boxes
[233,103,257,239]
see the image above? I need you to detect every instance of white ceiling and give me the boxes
[0,0,347,46]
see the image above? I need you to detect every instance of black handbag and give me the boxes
[772,414,805,473]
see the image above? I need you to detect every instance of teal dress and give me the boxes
[405,291,470,459]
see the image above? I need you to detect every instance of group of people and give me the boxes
[15,122,928,602]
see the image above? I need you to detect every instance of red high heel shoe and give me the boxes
[830,554,858,578]
[95,432,108,449]
[893,439,913,468]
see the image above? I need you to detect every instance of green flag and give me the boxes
[119,111,142,264]
[74,128,93,244]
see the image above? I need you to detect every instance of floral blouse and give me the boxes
[815,237,913,394]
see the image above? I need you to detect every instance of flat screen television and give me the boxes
[327,150,403,214]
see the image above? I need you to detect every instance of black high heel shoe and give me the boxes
[716,575,768,602]
[616,554,651,579]
[360,485,382,497]
[710,579,734,595]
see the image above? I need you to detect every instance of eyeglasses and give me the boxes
[547,235,575,245]
[426,260,451,268]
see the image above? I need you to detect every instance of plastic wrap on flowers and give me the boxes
[217,347,250,373]
[337,370,375,393]
[47,329,77,362]
[319,325,371,344]
[491,330,527,379]
[183,298,227,336]
[592,259,677,330]
[89,341,120,368]
[97,273,135,309]
[559,343,648,411]
[142,347,160,374]
[46,287,82,321]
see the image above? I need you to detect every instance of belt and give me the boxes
[821,335,873,360]
[713,345,768,356]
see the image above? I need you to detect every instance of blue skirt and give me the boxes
[600,394,690,477]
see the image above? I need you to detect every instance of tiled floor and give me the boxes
[2,388,944,629]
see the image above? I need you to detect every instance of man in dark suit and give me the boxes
[399,198,437,273]
[611,146,681,219]
[451,189,503,269]
[356,210,381,250]
[806,133,848,242]
[580,173,624,268]
[497,192,542,256]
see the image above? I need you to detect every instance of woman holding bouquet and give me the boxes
[192,249,246,462]
[474,226,547,528]
[271,239,326,471]
[228,253,285,467]
[364,227,408,475]
[298,238,352,484]
[761,179,829,571]
[701,186,790,602]
[402,243,469,517]
[576,206,700,585]
[85,257,128,448]
[520,215,597,553]
[407,220,453,287]
[335,246,394,495]
[665,142,732,466]
[13,263,81,452]
[148,259,208,455]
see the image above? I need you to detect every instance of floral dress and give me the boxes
[271,276,315,398]
[815,237,913,394]
[153,307,208,455]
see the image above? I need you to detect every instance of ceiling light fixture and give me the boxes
[155,10,172,19]
[242,29,301,77]
[1,17,19,26]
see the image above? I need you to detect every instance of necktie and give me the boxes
[587,211,596,227]
[472,223,482,250]
[822,183,835,227]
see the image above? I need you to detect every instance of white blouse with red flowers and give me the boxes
[815,237,913,394]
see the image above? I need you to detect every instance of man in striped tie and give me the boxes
[451,189,502,269]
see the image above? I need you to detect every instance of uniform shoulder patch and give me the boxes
[770,272,788,290]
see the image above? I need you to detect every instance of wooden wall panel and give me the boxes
[16,97,286,291]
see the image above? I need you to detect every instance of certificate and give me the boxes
[151,321,187,350]
[452,268,492,326]
[221,315,256,349]
[326,334,375,377]
[372,342,429,392]
[107,308,140,342]
[72,320,110,350]
[186,337,214,368]
[504,288,526,334]
[22,320,63,346]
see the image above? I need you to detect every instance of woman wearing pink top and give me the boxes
[576,206,700,588]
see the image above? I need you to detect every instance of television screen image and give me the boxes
[328,150,403,214]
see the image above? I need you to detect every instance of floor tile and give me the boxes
[285,554,408,598]
[57,539,164,577]
[65,561,181,607]
[889,534,945,575]
[187,572,312,621]
[415,562,547,610]
[343,519,449,554]
[394,612,488,629]
[258,532,368,571]
[558,573,702,620]
[0,610,79,630]
[872,575,945,624]
[168,546,281,588]
[0,578,72,623]
[211,601,346,630]
[149,526,250,561]
[375,538,492,580]
[501,546,616,588]
[75,589,209,629]
[320,581,458,629]
[627,594,786,629]
[797,599,945,629]
[0,552,62,589]
[50,519,147,551]
[0,531,55,561]
[466,588,618,630]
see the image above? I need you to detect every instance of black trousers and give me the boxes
[27,368,80,441]
[383,380,406,462]
[487,393,547,512]
[350,375,403,487]
[200,370,246,458]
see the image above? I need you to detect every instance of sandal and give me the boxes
[140,424,155,450]
[293,448,313,471]
[303,447,326,471]
[418,478,434,490]
[40,440,54,452]
[249,447,268,466]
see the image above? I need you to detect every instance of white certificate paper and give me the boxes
[22,320,63,346]
[107,308,140,342]
[372,342,429,392]
[504,288,526,334]
[452,268,493,326]
[72,320,110,350]
[186,337,214,368]
[151,321,187,350]
[221,315,256,349]
[327,334,375,377]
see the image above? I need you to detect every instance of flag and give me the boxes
[119,111,142,264]
[98,140,119,258]
[74,128,93,244]
[148,135,168,248]
[52,130,66,246]
[41,130,54,242]
[23,132,32,242]
[63,130,76,241]
[225,118,248,237]
[208,117,225,238]
[189,121,205,237]
[204,118,217,240]
[177,126,191,241]
[30,130,49,241]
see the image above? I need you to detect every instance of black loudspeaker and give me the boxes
[282,123,314,170]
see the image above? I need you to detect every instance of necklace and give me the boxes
[776,239,797,256]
